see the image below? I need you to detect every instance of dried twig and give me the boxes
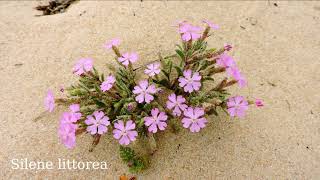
[35,0,77,16]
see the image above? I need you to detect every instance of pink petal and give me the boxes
[184,83,194,93]
[192,81,201,91]
[166,100,175,109]
[87,125,97,135]
[135,94,145,103]
[183,69,192,79]
[168,93,177,102]
[158,112,168,121]
[234,96,244,104]
[106,75,116,83]
[93,111,104,120]
[194,108,205,118]
[157,121,167,130]
[148,123,158,133]
[173,106,182,116]
[238,78,247,88]
[228,107,236,117]
[183,107,194,118]
[69,104,80,112]
[192,72,201,81]
[151,108,159,117]
[114,120,125,131]
[182,118,192,128]
[100,117,110,126]
[144,117,153,126]
[177,95,186,103]
[190,123,200,132]
[182,33,191,41]
[197,118,207,128]
[146,84,157,94]
[119,136,130,145]
[97,125,107,134]
[236,108,246,118]
[227,98,236,107]
[144,93,154,103]
[113,129,122,139]
[84,115,95,125]
[178,77,188,87]
[127,131,138,141]
[139,80,149,90]
[132,86,143,94]
[129,53,138,63]
[191,33,201,40]
[125,120,136,130]
[179,104,188,112]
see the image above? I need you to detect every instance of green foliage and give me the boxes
[115,67,134,98]
[188,90,230,107]
[119,146,146,173]
[161,57,173,82]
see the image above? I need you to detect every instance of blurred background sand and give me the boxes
[0,1,319,179]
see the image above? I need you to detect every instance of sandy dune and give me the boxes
[0,1,319,179]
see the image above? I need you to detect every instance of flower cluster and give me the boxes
[43,20,263,172]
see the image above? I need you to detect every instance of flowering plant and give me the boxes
[43,20,263,172]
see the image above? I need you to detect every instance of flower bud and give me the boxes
[127,102,137,112]
[224,44,232,51]
[255,99,264,107]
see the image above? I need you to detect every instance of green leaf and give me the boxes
[175,49,185,60]
[175,44,183,51]
[202,76,215,82]
[174,65,183,76]
[143,103,152,112]
[119,146,135,162]
[94,99,105,107]
[100,73,105,82]
[161,70,170,79]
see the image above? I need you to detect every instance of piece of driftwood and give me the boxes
[35,0,77,16]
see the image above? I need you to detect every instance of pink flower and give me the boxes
[85,111,110,135]
[104,38,121,50]
[166,93,188,116]
[178,69,202,93]
[144,108,168,133]
[69,104,80,112]
[255,99,264,107]
[118,52,138,67]
[182,107,208,133]
[58,112,77,149]
[132,80,157,103]
[58,122,77,149]
[227,96,249,118]
[226,66,247,88]
[216,53,236,68]
[113,120,138,145]
[179,23,203,41]
[202,20,219,30]
[69,104,82,122]
[144,63,161,77]
[73,58,93,75]
[44,90,55,112]
[59,112,78,124]
[100,75,116,92]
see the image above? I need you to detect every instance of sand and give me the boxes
[0,1,319,179]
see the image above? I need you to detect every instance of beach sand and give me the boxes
[0,1,319,179]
